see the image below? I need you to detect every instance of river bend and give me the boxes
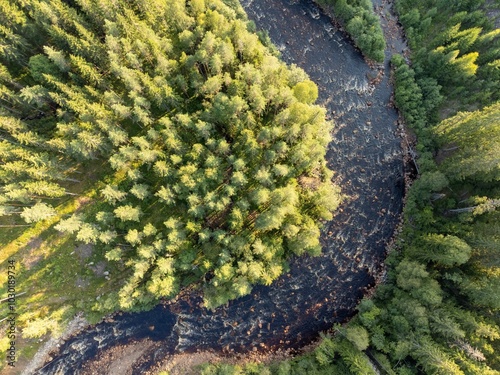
[36,0,403,373]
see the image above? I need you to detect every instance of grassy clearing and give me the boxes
[0,162,126,372]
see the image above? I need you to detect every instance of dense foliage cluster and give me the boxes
[395,0,500,108]
[0,0,340,309]
[317,0,386,62]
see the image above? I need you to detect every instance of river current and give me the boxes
[35,0,403,373]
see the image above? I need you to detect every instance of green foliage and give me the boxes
[396,0,500,107]
[345,325,370,351]
[293,80,319,104]
[317,0,386,62]
[20,202,56,223]
[408,234,472,267]
[201,335,375,375]
[22,317,58,339]
[392,54,429,131]
[434,102,500,182]
[391,54,444,154]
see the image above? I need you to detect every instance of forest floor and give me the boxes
[0,163,122,374]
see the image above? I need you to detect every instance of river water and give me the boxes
[35,0,403,373]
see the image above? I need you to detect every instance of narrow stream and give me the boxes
[35,0,404,373]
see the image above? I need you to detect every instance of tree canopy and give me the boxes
[0,0,341,309]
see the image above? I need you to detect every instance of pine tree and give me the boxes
[20,202,56,223]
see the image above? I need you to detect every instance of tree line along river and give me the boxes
[36,0,404,373]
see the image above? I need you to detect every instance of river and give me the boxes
[34,0,404,373]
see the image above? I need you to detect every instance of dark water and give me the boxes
[36,0,403,373]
